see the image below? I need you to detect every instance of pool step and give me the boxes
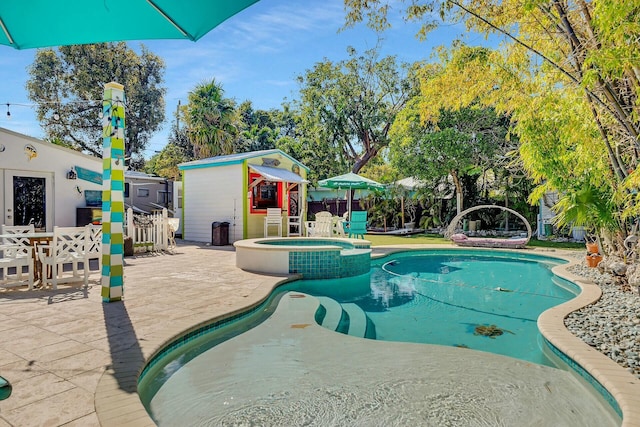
[316,297,375,339]
[342,303,368,338]
[315,296,345,332]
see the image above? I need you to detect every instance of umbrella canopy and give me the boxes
[318,172,384,220]
[318,172,385,191]
[394,177,425,191]
[0,0,258,49]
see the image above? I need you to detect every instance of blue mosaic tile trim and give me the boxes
[544,338,622,417]
[139,301,266,382]
[340,252,370,277]
[288,248,372,279]
[289,250,341,279]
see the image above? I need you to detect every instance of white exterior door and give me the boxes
[3,169,54,230]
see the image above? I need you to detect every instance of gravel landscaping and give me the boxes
[565,263,640,379]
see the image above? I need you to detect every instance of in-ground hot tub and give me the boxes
[233,237,371,279]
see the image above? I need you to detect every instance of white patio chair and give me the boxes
[37,226,90,290]
[85,224,102,270]
[264,208,283,237]
[304,220,316,237]
[333,212,349,237]
[0,225,35,290]
[167,218,180,252]
[287,212,303,237]
[306,211,333,237]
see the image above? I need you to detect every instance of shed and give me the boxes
[178,149,309,244]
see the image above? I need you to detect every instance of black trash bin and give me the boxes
[211,221,230,246]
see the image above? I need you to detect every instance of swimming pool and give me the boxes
[304,250,577,366]
[138,249,620,425]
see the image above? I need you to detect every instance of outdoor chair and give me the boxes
[287,211,303,237]
[37,226,91,290]
[333,212,349,237]
[0,224,35,289]
[85,224,103,269]
[167,218,180,251]
[345,211,368,239]
[264,208,283,237]
[305,211,333,237]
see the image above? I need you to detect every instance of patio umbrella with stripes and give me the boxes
[318,172,385,220]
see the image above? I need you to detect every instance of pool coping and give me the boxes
[93,244,640,427]
[233,236,370,251]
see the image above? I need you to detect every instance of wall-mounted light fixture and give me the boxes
[67,167,77,180]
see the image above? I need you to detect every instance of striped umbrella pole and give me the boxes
[100,82,126,302]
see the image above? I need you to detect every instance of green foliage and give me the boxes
[344,1,639,251]
[294,46,416,179]
[26,43,166,163]
[552,181,618,233]
[390,100,514,214]
[145,121,193,180]
[145,144,186,181]
[183,79,239,158]
[235,101,278,152]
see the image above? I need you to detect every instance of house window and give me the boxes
[124,183,130,198]
[250,173,282,212]
[157,191,169,206]
[137,188,150,197]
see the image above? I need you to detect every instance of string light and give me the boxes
[1,99,116,120]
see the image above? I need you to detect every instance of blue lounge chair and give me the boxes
[345,211,368,239]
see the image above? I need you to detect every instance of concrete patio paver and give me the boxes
[0,242,288,426]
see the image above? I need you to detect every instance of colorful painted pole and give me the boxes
[101,82,125,302]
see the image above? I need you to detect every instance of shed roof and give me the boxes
[178,149,308,172]
[249,164,308,183]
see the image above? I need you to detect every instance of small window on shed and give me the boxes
[249,173,282,212]
[137,188,150,197]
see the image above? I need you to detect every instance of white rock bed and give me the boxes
[564,263,640,379]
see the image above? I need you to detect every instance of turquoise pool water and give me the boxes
[288,249,577,366]
[139,249,623,426]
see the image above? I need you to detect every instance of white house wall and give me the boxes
[0,128,103,230]
[183,165,244,243]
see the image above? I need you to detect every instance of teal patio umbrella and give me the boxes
[0,1,259,302]
[318,172,385,220]
[0,0,258,49]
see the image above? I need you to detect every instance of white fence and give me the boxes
[125,208,174,253]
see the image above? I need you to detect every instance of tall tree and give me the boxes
[26,43,166,166]
[295,46,415,177]
[390,101,512,214]
[235,101,278,153]
[183,79,239,158]
[344,0,638,249]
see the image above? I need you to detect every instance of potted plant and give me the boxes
[586,253,603,268]
[585,234,599,254]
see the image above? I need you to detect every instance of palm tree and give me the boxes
[183,79,239,158]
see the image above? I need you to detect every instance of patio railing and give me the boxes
[125,208,171,253]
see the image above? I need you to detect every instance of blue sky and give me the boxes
[0,0,489,159]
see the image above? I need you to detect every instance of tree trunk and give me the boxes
[451,171,463,215]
